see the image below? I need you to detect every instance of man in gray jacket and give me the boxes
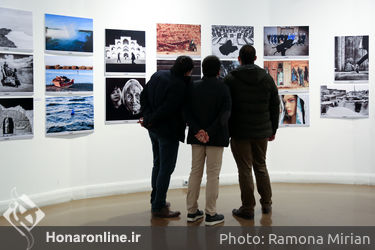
[224,45,280,219]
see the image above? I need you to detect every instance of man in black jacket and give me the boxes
[185,56,231,226]
[224,45,280,220]
[140,56,194,218]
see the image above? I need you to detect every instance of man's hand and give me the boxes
[268,134,276,141]
[195,129,209,143]
[138,117,144,127]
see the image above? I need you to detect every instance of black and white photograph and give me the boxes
[0,97,33,140]
[0,53,33,95]
[106,77,145,123]
[212,25,254,59]
[321,85,369,118]
[264,26,309,57]
[157,59,201,81]
[279,93,309,127]
[219,60,239,79]
[0,7,33,52]
[335,36,369,82]
[46,96,94,135]
[105,29,146,74]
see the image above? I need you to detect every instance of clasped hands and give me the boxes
[195,129,209,143]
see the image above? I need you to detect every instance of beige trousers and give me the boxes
[186,145,224,216]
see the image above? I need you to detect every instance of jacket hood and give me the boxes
[230,64,268,85]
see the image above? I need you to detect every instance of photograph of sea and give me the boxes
[45,55,93,93]
[46,95,94,135]
[1,53,33,95]
[0,7,33,52]
[45,14,93,53]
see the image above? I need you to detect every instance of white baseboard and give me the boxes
[1,172,374,214]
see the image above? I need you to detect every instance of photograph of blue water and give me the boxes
[46,96,94,134]
[45,14,93,53]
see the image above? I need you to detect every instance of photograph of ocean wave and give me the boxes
[46,96,94,135]
[45,55,93,92]
[0,7,33,51]
[45,14,93,53]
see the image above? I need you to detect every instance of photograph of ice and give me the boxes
[106,77,145,123]
[264,26,309,57]
[157,23,201,57]
[1,53,33,95]
[45,14,93,53]
[321,85,368,118]
[0,7,33,52]
[0,97,33,139]
[279,93,309,127]
[46,96,94,135]
[105,29,145,74]
[157,59,201,81]
[45,55,93,93]
[212,25,254,59]
[219,60,239,79]
[335,36,368,82]
[264,60,309,92]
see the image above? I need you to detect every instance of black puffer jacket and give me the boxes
[224,64,280,139]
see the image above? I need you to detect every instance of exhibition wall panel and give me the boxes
[0,0,374,212]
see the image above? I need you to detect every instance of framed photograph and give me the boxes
[279,93,309,127]
[321,85,369,118]
[105,29,145,75]
[219,60,240,79]
[264,60,309,92]
[106,77,145,123]
[212,25,254,59]
[0,97,33,140]
[45,14,93,54]
[0,7,33,52]
[334,36,369,82]
[157,59,201,81]
[157,23,201,58]
[0,53,33,95]
[264,26,309,58]
[46,96,94,135]
[45,55,93,93]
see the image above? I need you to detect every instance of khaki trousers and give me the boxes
[230,138,272,213]
[186,145,224,216]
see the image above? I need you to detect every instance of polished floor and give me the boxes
[1,183,375,226]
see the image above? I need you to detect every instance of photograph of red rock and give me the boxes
[157,23,201,57]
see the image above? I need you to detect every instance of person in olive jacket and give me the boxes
[185,55,231,226]
[224,45,280,220]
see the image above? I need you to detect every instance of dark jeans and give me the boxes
[230,138,272,214]
[149,131,179,211]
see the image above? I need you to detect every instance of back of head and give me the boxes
[239,45,256,65]
[170,55,194,76]
[202,55,221,77]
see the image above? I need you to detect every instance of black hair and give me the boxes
[239,44,256,65]
[202,55,221,77]
[170,55,194,76]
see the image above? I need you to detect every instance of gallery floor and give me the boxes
[1,183,374,226]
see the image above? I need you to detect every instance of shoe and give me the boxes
[152,207,180,218]
[205,213,224,226]
[262,206,272,214]
[187,209,204,222]
[150,202,170,213]
[232,208,254,220]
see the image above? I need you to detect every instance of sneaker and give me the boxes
[187,209,204,222]
[205,213,224,226]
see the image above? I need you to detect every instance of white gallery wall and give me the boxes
[0,0,374,211]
